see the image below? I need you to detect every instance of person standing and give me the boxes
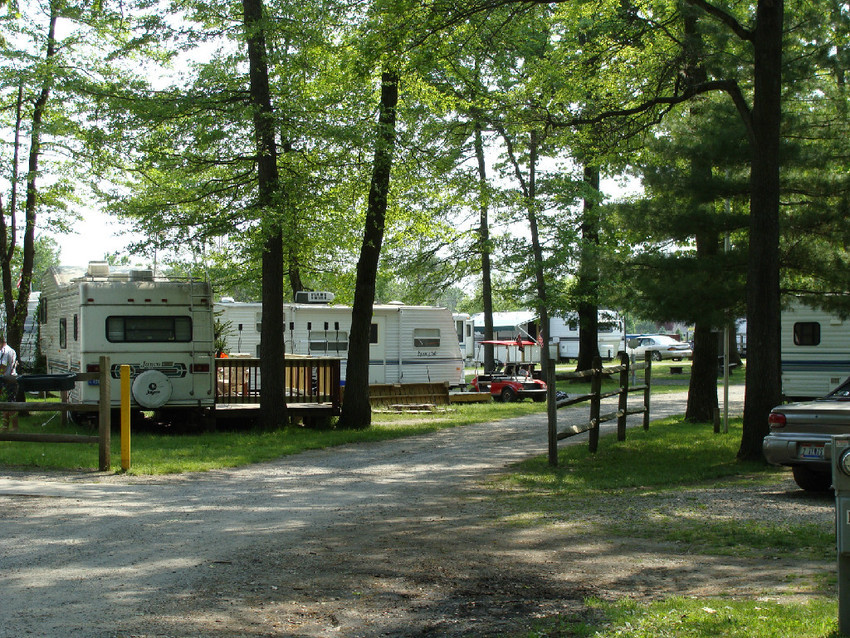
[0,335,18,431]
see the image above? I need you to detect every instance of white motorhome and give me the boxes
[781,299,850,400]
[471,309,626,363]
[216,296,465,386]
[40,262,215,417]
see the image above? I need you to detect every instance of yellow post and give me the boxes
[120,365,131,471]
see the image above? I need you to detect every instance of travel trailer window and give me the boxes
[308,330,348,353]
[73,314,79,341]
[413,328,440,348]
[106,316,193,343]
[59,318,67,349]
[370,323,378,344]
[793,322,821,346]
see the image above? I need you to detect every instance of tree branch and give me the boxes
[684,0,755,42]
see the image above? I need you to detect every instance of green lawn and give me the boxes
[0,360,744,474]
[501,415,837,638]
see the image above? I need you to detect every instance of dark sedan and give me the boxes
[762,379,850,491]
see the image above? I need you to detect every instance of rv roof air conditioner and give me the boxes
[295,291,335,304]
[87,261,110,278]
[130,269,154,281]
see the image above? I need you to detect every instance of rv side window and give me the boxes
[308,331,348,354]
[793,322,821,346]
[106,316,193,342]
[370,323,378,344]
[59,318,67,349]
[73,314,79,341]
[414,328,440,348]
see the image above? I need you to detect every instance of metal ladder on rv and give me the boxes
[188,279,215,401]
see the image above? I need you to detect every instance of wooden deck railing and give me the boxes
[215,356,342,412]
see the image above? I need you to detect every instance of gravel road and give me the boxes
[2,386,829,638]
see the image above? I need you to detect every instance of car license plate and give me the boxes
[799,444,825,460]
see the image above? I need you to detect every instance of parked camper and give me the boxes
[216,297,465,387]
[781,300,850,400]
[0,291,40,369]
[40,262,215,420]
[471,309,625,363]
[551,310,626,361]
[453,312,474,361]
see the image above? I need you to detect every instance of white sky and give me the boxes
[47,210,143,269]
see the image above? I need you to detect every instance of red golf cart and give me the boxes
[469,339,548,402]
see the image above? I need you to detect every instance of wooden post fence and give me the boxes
[0,356,111,471]
[547,351,652,466]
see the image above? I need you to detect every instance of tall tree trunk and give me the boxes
[686,225,721,420]
[473,122,495,371]
[740,0,783,460]
[526,131,551,383]
[281,140,303,298]
[682,1,719,422]
[338,71,399,429]
[242,0,288,428]
[576,165,600,371]
[0,10,55,361]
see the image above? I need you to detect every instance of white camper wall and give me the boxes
[216,302,262,356]
[215,301,465,387]
[781,301,850,399]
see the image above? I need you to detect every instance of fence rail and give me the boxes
[0,358,112,470]
[547,351,652,465]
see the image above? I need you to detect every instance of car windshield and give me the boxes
[824,380,850,399]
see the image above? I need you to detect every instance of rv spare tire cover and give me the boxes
[132,370,173,409]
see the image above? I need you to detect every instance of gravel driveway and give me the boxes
[0,387,834,637]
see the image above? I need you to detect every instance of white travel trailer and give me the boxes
[471,309,626,363]
[39,262,215,417]
[216,297,465,386]
[550,310,626,361]
[781,299,850,400]
[0,291,40,369]
[453,312,474,361]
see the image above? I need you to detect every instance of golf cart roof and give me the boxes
[478,339,537,346]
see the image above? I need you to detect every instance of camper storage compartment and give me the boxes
[16,373,77,392]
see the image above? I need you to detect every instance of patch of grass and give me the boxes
[0,399,547,474]
[506,416,767,494]
[524,597,838,638]
[492,417,834,561]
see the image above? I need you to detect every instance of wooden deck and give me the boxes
[216,357,341,420]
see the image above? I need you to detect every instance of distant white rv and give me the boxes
[781,299,850,400]
[39,262,215,417]
[550,309,626,361]
[0,291,40,369]
[216,297,465,386]
[471,309,626,363]
[453,312,474,361]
